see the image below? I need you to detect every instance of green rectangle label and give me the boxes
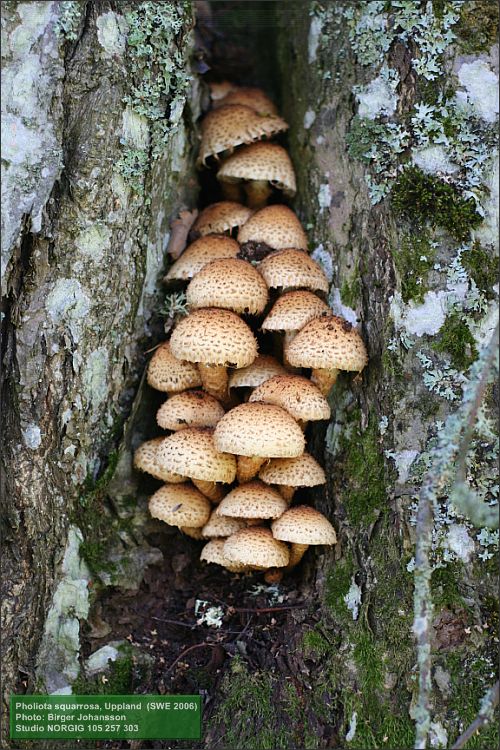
[10,695,201,740]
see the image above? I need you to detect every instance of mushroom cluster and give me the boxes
[135,82,369,580]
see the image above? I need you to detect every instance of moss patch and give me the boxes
[462,242,499,298]
[393,230,436,303]
[392,167,482,241]
[346,117,388,163]
[455,0,499,54]
[433,312,478,370]
[73,645,135,695]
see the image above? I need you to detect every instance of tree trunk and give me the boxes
[2,2,498,749]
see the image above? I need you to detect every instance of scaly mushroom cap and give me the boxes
[147,341,202,393]
[170,308,258,368]
[213,402,305,458]
[197,104,288,166]
[286,314,368,372]
[201,511,246,538]
[218,142,296,197]
[223,527,290,568]
[156,390,225,431]
[259,453,327,488]
[148,483,212,528]
[209,80,237,101]
[192,202,252,236]
[164,235,240,281]
[216,480,287,519]
[133,438,186,483]
[271,506,337,545]
[228,354,287,389]
[156,428,236,483]
[200,538,251,572]
[259,249,329,293]
[249,375,331,422]
[215,87,278,115]
[261,291,330,332]
[238,205,308,251]
[191,201,253,237]
[186,258,269,315]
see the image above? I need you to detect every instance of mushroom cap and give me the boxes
[228,354,287,389]
[259,453,327,488]
[213,402,305,458]
[186,258,269,315]
[259,249,329,293]
[148,483,212,528]
[200,538,250,572]
[223,527,290,568]
[238,205,308,251]
[261,290,330,332]
[164,235,240,281]
[215,87,278,115]
[192,202,253,236]
[156,390,225,431]
[133,438,186,483]
[216,480,287,519]
[271,506,337,545]
[209,80,237,101]
[249,375,331,422]
[286,314,368,372]
[170,308,258,368]
[156,428,236,483]
[147,341,202,393]
[201,511,246,538]
[197,104,288,166]
[218,142,296,197]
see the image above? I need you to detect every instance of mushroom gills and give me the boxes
[311,367,340,396]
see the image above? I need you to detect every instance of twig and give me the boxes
[231,604,306,614]
[164,643,214,678]
[451,681,499,749]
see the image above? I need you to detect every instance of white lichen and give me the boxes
[318,182,332,211]
[346,711,358,743]
[75,224,111,261]
[329,287,358,325]
[82,348,109,413]
[412,145,459,175]
[391,291,447,338]
[355,68,398,120]
[344,579,362,620]
[429,721,448,749]
[195,600,224,628]
[22,423,42,450]
[310,244,333,281]
[386,449,419,483]
[303,109,316,129]
[96,11,129,58]
[45,278,91,343]
[446,523,475,562]
[456,60,499,124]
[308,14,323,63]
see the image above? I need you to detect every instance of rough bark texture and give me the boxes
[1,0,200,728]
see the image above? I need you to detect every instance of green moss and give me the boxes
[433,312,478,370]
[393,230,436,303]
[302,628,330,657]
[337,411,386,526]
[73,645,135,695]
[340,267,361,308]
[456,0,499,54]
[346,117,387,163]
[325,555,355,616]
[462,242,499,298]
[392,167,483,241]
[431,561,469,610]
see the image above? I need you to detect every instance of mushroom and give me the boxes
[258,249,329,294]
[133,438,186,483]
[259,453,327,503]
[249,374,330,429]
[261,290,330,365]
[216,480,287,520]
[191,201,252,238]
[201,511,247,538]
[164,235,240,282]
[209,80,238,102]
[213,402,305,483]
[285,314,368,396]
[148,483,212,530]
[223,527,290,570]
[186,258,269,315]
[200,538,251,572]
[238,204,308,260]
[271,505,337,569]
[170,307,257,403]
[214,87,278,115]
[147,341,202,393]
[217,142,296,209]
[228,354,286,395]
[197,104,288,167]
[156,390,225,431]
[156,427,236,503]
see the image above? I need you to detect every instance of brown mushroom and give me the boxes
[148,483,212,529]
[200,538,251,572]
[285,314,368,395]
[261,290,330,365]
[271,505,337,569]
[170,308,257,403]
[147,341,201,393]
[164,235,240,282]
[223,527,290,570]
[214,87,278,115]
[259,249,329,294]
[249,375,330,429]
[216,480,287,520]
[259,453,327,503]
[133,438,186,483]
[186,258,269,315]
[238,204,308,259]
[156,390,225,431]
[228,354,286,394]
[191,201,253,238]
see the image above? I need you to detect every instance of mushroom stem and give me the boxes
[180,526,204,540]
[311,367,339,396]
[221,182,243,203]
[282,330,296,369]
[264,568,283,584]
[279,485,296,504]
[198,363,229,403]
[192,478,225,503]
[286,542,309,570]
[245,179,272,209]
[237,455,265,483]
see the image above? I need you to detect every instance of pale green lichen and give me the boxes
[54,1,83,42]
